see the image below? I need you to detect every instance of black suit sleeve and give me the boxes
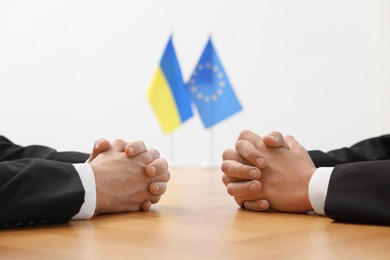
[308,134,390,167]
[324,160,390,225]
[307,134,390,225]
[0,136,89,163]
[0,159,85,227]
[0,136,90,228]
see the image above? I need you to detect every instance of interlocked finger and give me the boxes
[235,140,266,168]
[221,160,261,180]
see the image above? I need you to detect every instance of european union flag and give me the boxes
[187,38,242,128]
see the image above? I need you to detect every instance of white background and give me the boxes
[1,0,389,166]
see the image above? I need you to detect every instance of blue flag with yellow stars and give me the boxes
[186,38,242,128]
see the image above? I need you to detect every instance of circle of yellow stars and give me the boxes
[188,62,226,103]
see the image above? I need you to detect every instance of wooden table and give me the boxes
[1,167,390,259]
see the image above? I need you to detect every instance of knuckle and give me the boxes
[113,139,125,144]
[151,196,161,204]
[234,197,244,207]
[271,131,282,137]
[222,149,230,160]
[133,140,146,149]
[221,174,230,186]
[220,161,230,173]
[163,159,169,169]
[238,130,252,140]
[155,168,170,181]
[255,140,265,151]
[163,171,170,182]
[142,149,160,164]
[222,149,235,160]
[238,164,246,178]
[226,184,235,196]
[134,140,145,146]
[149,148,160,158]
[256,180,262,191]
[247,151,258,160]
[235,140,246,151]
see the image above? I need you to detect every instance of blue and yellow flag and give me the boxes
[147,37,193,134]
[187,38,242,128]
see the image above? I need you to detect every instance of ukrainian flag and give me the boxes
[147,37,193,134]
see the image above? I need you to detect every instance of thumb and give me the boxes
[263,131,289,149]
[284,135,307,154]
[87,138,112,163]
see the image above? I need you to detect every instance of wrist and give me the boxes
[300,166,316,213]
[90,163,106,214]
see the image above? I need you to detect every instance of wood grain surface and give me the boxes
[1,167,390,259]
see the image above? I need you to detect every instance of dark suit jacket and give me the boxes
[0,136,89,228]
[308,134,390,225]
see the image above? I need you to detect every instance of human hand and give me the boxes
[226,130,316,213]
[87,138,151,163]
[222,131,288,211]
[87,139,170,213]
[221,130,270,211]
[87,138,169,199]
[221,148,269,210]
[109,139,170,211]
[86,138,170,209]
[221,131,288,183]
[90,143,170,214]
[221,130,287,209]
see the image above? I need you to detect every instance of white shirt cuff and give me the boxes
[71,163,96,219]
[308,167,333,215]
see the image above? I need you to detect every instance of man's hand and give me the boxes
[87,138,170,213]
[221,130,316,213]
[221,130,281,211]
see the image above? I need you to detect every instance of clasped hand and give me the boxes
[221,130,316,213]
[87,138,170,214]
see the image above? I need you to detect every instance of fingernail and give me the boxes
[249,182,258,191]
[150,166,156,176]
[127,147,134,155]
[249,170,258,179]
[155,184,160,192]
[256,158,265,167]
[244,202,249,208]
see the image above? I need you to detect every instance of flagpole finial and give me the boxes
[168,33,174,43]
[208,34,213,43]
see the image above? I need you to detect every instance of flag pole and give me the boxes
[170,133,175,166]
[209,128,215,168]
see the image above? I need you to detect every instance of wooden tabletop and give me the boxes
[1,167,390,259]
